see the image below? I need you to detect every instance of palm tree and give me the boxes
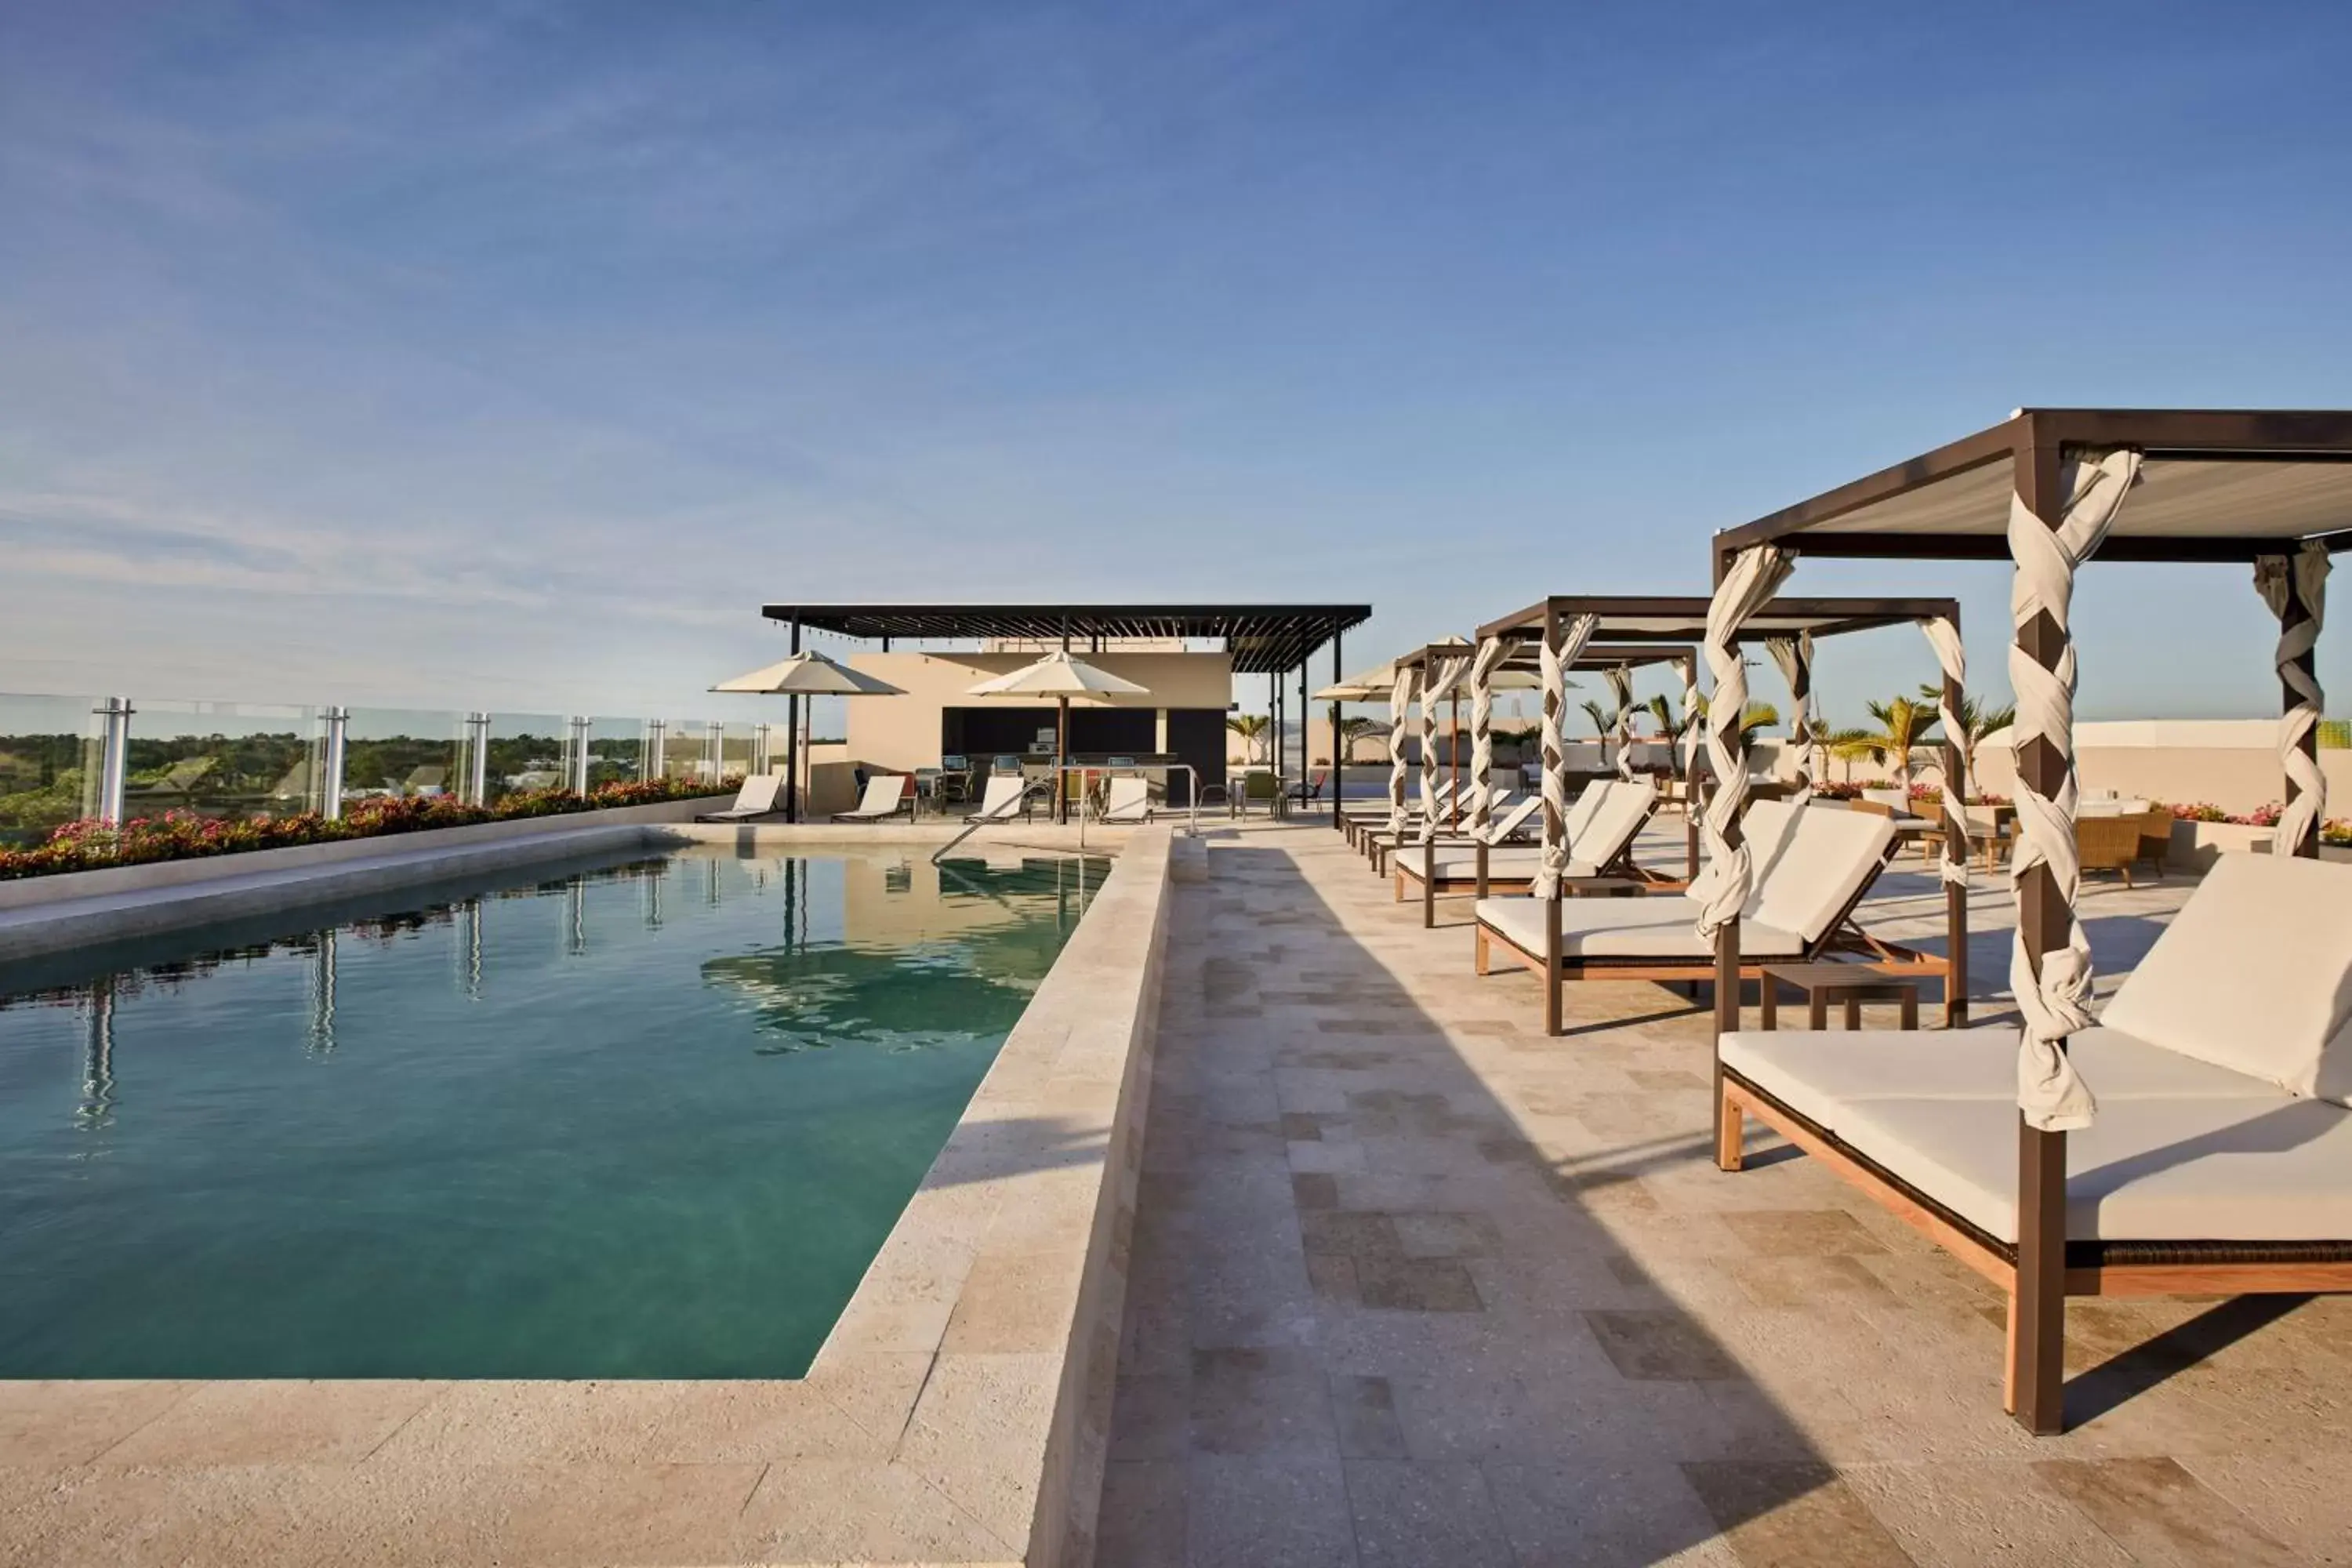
[1689,694,1780,744]
[1642,693,1695,743]
[1831,695,1941,793]
[1225,713,1270,764]
[1336,716,1383,762]
[1577,699,1617,739]
[1913,684,2015,793]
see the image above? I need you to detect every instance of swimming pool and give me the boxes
[0,847,1110,1379]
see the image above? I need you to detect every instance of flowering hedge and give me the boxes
[2169,800,2284,827]
[0,776,741,881]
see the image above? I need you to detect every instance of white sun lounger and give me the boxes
[832,773,912,822]
[1474,799,1910,1034]
[695,772,782,822]
[1396,778,1662,921]
[964,775,1033,824]
[1715,851,2352,1417]
[1098,775,1153,824]
[1362,789,1522,871]
[1345,780,1461,848]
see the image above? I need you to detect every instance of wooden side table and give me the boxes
[1759,962,1929,1030]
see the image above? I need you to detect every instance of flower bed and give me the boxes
[0,776,740,881]
[2169,800,2284,827]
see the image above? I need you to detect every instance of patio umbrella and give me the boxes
[710,651,906,697]
[967,652,1149,823]
[711,652,906,822]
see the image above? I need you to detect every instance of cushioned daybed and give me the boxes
[1717,853,2352,1414]
[1474,798,1940,1034]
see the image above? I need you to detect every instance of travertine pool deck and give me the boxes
[1097,816,2352,1566]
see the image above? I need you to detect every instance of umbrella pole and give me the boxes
[1058,695,1069,826]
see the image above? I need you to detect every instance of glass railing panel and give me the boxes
[658,720,720,785]
[343,709,465,800]
[720,721,757,780]
[124,699,321,823]
[0,693,103,847]
[584,718,643,790]
[484,713,568,804]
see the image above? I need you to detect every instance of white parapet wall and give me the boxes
[1953,720,2347,818]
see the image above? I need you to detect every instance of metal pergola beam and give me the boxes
[756,603,1372,674]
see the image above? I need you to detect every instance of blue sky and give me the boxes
[3,1,2348,730]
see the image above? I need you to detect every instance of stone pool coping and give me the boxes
[0,824,1174,1567]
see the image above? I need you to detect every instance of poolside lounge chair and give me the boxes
[1378,780,1606,880]
[1098,775,1154,824]
[1397,777,1664,923]
[964,775,1034,824]
[1474,799,1926,1035]
[1343,780,1458,848]
[833,773,913,822]
[1714,851,2352,1422]
[696,772,782,822]
[1359,788,1516,873]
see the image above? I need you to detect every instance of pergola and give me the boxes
[759,602,1370,820]
[1468,594,1971,1031]
[1702,407,2352,1434]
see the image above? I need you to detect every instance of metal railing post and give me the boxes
[93,698,133,826]
[567,716,592,794]
[704,720,722,782]
[465,713,492,804]
[646,719,666,782]
[321,706,350,819]
[754,723,773,778]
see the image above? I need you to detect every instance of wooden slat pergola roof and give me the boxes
[1712,408,2352,563]
[760,602,1371,674]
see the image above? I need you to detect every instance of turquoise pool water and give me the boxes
[0,848,1109,1378]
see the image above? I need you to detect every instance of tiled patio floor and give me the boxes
[1098,817,2352,1566]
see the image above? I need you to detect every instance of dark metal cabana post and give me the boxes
[1941,608,1970,1025]
[785,616,802,822]
[2012,437,2071,1433]
[2281,567,2321,858]
[1709,554,1745,1047]
[1299,657,1310,818]
[1331,630,1345,831]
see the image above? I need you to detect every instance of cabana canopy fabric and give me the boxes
[1532,615,1600,899]
[1694,550,1796,935]
[2255,543,2330,854]
[2003,448,2142,1129]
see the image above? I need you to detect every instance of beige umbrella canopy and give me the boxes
[967,652,1151,822]
[711,651,906,822]
[710,651,906,696]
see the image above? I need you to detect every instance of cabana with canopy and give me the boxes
[1381,639,1698,925]
[1700,407,2352,1434]
[1466,594,1973,1035]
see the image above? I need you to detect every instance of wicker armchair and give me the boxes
[2078,808,2171,886]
